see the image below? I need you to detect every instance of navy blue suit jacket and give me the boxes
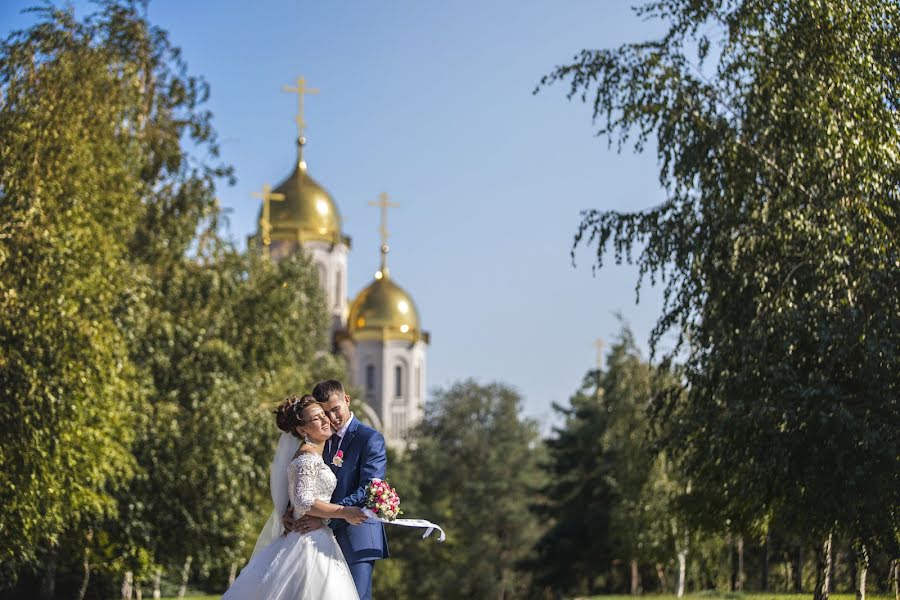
[326,416,389,563]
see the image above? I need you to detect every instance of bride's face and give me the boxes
[298,405,332,443]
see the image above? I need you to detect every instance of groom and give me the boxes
[286,379,389,600]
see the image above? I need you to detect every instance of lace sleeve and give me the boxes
[292,453,321,518]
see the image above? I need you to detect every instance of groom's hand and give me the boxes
[293,515,325,534]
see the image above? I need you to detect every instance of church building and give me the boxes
[251,78,428,450]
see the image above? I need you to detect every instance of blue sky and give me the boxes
[1,1,671,430]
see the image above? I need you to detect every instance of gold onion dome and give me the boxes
[265,140,344,245]
[348,270,423,343]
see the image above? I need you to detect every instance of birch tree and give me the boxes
[542,4,900,590]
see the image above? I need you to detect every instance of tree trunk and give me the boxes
[676,527,689,599]
[814,533,833,600]
[229,561,239,587]
[893,559,899,600]
[729,534,736,592]
[498,566,509,600]
[856,545,868,600]
[833,549,842,593]
[135,582,143,600]
[795,545,804,593]
[76,541,91,600]
[761,534,770,591]
[630,559,642,594]
[656,562,669,593]
[177,555,192,599]
[39,553,57,600]
[783,551,793,593]
[677,548,687,598]
[736,536,745,592]
[673,514,689,598]
[152,569,161,600]
[121,570,133,600]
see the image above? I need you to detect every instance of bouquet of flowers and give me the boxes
[360,478,444,541]
[364,478,401,521]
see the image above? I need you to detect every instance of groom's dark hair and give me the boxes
[312,379,345,403]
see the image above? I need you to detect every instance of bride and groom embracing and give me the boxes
[223,379,388,600]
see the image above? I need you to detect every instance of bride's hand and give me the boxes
[339,506,367,525]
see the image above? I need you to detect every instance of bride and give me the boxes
[223,395,366,600]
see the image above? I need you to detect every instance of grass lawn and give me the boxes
[583,594,893,600]
[158,592,893,600]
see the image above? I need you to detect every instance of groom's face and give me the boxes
[320,393,351,431]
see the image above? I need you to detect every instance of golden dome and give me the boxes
[265,142,344,245]
[348,273,424,343]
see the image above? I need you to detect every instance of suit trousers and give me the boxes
[349,560,374,600]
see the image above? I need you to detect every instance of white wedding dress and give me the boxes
[222,452,360,600]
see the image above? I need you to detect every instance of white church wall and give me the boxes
[352,340,384,417]
[346,337,425,449]
[304,240,349,330]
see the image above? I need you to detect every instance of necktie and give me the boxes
[328,433,341,458]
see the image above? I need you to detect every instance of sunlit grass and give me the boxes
[582,594,893,600]
[157,590,895,600]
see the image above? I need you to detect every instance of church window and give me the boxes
[366,364,375,400]
[416,365,421,398]
[394,365,403,398]
[335,269,342,308]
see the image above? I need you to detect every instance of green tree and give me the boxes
[529,326,681,597]
[377,380,545,600]
[529,368,616,597]
[603,328,657,592]
[0,3,347,596]
[0,5,148,588]
[125,249,345,594]
[541,1,900,596]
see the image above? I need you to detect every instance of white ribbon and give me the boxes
[362,508,446,542]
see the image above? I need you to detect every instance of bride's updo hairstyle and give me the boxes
[274,394,318,439]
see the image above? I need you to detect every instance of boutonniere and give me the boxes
[332,450,344,467]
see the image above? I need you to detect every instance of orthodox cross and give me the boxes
[251,183,285,250]
[368,192,399,275]
[282,76,320,141]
